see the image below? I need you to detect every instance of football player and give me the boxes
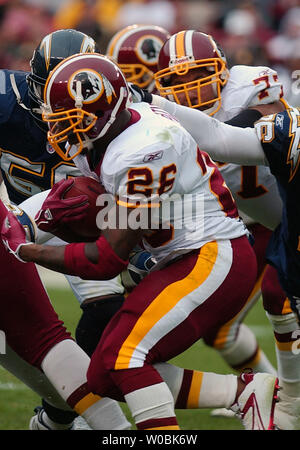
[112,30,285,419]
[1,53,281,430]
[136,30,295,388]
[0,28,129,430]
[146,91,300,429]
[108,29,281,387]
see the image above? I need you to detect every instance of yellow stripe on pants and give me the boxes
[114,241,219,370]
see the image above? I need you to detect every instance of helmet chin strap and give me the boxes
[65,85,131,157]
[96,86,129,139]
[10,73,41,114]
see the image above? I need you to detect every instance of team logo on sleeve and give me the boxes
[68,70,117,104]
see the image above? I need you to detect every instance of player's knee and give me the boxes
[87,348,114,397]
[203,322,239,349]
[75,295,124,356]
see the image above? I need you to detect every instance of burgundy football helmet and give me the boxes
[42,53,132,161]
[106,24,170,92]
[155,30,229,115]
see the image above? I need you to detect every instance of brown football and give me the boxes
[53,176,106,243]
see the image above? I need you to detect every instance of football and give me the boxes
[54,176,106,243]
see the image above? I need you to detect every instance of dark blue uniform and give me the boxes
[0,70,80,205]
[256,107,300,307]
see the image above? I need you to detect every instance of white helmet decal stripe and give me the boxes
[168,34,177,62]
[39,34,52,71]
[80,36,96,53]
[185,30,194,57]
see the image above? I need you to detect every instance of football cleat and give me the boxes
[73,416,92,430]
[29,406,73,430]
[274,390,300,430]
[210,407,236,418]
[230,372,280,430]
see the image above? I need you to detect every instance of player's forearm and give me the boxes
[19,235,129,281]
[19,243,68,273]
[152,95,267,166]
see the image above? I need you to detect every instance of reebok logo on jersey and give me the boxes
[143,150,164,162]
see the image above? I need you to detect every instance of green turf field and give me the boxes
[0,284,277,430]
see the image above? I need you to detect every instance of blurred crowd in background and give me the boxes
[0,0,299,105]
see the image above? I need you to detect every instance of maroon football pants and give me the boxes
[87,236,257,400]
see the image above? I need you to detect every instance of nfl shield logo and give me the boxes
[46,143,55,154]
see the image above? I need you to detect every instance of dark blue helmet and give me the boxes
[27,29,98,107]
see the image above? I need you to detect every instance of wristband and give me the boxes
[64,236,128,280]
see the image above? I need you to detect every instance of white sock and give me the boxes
[196,372,237,409]
[155,362,184,404]
[267,312,300,396]
[81,397,131,430]
[156,363,237,409]
[125,382,177,429]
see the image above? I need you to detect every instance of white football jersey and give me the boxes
[213,65,284,229]
[100,102,247,266]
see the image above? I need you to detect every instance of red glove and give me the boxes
[1,206,36,262]
[35,179,89,233]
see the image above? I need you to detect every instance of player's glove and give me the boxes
[35,178,89,233]
[128,83,153,104]
[1,204,37,262]
[121,249,156,292]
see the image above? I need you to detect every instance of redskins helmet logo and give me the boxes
[68,69,117,104]
[136,35,164,65]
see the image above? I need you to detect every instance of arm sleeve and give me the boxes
[151,95,268,166]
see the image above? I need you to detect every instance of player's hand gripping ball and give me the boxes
[35,177,107,242]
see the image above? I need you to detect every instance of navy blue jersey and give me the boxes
[0,69,80,205]
[255,108,300,299]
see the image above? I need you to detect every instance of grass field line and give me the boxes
[248,324,274,338]
[0,382,29,391]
